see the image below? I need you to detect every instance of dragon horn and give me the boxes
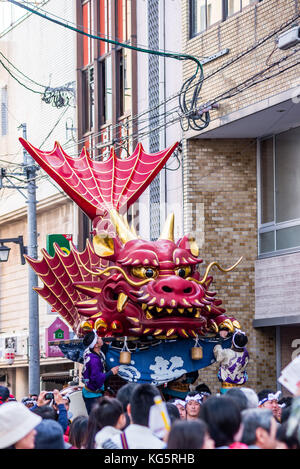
[109,209,137,244]
[159,213,175,242]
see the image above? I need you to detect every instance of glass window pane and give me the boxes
[82,70,90,133]
[191,0,206,35]
[260,138,274,224]
[275,127,300,223]
[1,87,8,136]
[242,0,256,8]
[105,55,112,122]
[207,0,222,27]
[276,225,300,251]
[226,0,241,17]
[259,231,275,254]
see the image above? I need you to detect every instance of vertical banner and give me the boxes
[46,234,73,314]
[46,234,73,257]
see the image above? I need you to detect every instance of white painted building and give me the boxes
[136,0,184,241]
[0,0,77,398]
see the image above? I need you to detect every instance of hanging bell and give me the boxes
[191,345,203,360]
[191,335,203,360]
[119,350,131,364]
[119,336,131,364]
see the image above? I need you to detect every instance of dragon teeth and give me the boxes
[178,328,189,338]
[117,293,128,312]
[128,316,140,324]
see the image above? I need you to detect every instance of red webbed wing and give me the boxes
[25,241,107,333]
[19,139,179,219]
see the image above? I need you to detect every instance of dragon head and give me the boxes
[76,211,242,339]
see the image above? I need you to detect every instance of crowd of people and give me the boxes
[0,379,300,450]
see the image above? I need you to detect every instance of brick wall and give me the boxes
[179,0,299,394]
[182,137,276,392]
[182,0,300,133]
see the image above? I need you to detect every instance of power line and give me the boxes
[7,0,208,131]
[5,0,300,157]
[63,10,300,153]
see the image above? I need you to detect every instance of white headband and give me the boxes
[173,399,186,407]
[232,330,246,349]
[84,330,98,353]
[258,391,281,406]
[185,394,202,404]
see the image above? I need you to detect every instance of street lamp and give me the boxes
[0,236,27,265]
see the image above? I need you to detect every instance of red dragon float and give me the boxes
[20,138,242,386]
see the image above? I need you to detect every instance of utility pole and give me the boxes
[20,123,40,395]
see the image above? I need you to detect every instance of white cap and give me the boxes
[0,401,41,448]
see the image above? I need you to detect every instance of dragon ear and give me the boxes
[177,235,200,257]
[93,234,119,258]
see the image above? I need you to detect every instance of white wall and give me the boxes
[136,0,183,240]
[0,0,77,217]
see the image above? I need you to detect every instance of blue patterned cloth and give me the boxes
[59,337,232,386]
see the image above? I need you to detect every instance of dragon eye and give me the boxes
[175,266,192,278]
[131,266,158,279]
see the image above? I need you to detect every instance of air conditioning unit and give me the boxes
[277,26,300,50]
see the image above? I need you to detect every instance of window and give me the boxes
[100,55,112,124]
[118,48,132,118]
[82,67,94,133]
[190,0,256,37]
[258,127,300,256]
[1,87,8,136]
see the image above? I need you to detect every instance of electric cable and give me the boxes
[7,0,208,131]
[64,9,300,154]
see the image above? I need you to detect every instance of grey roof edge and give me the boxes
[253,315,300,328]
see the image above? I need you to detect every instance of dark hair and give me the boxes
[195,383,211,394]
[85,402,104,449]
[166,402,180,424]
[199,396,241,447]
[167,420,208,449]
[68,415,89,449]
[0,386,9,403]
[130,384,160,426]
[276,421,300,449]
[233,332,248,348]
[186,390,201,399]
[97,396,123,428]
[116,383,137,412]
[225,388,248,412]
[84,397,123,449]
[31,404,57,420]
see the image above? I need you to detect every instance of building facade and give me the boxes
[0,0,78,399]
[181,0,300,392]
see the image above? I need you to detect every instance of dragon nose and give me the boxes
[154,276,195,296]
